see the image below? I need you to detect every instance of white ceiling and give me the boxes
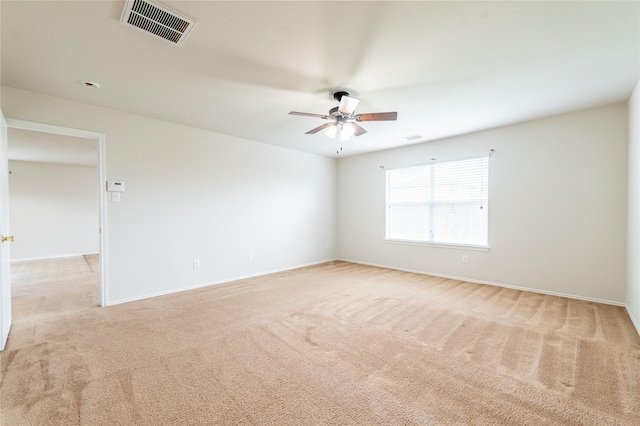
[1,1,639,159]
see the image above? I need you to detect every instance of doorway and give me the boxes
[5,119,107,307]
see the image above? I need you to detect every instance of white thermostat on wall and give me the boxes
[106,181,126,192]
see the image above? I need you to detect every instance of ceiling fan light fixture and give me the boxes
[325,125,337,139]
[325,122,355,141]
[340,123,356,140]
[338,95,360,115]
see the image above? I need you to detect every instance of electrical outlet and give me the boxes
[325,242,330,249]
[248,252,253,261]
[462,255,469,264]
[193,259,200,269]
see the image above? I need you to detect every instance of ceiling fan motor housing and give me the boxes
[333,91,350,102]
[329,106,351,121]
[329,106,340,115]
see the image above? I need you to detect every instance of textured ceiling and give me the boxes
[2,1,639,159]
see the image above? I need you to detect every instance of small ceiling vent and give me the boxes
[403,134,423,141]
[121,0,196,47]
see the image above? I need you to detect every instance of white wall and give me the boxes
[1,86,337,304]
[628,79,640,332]
[2,84,630,309]
[9,160,98,260]
[338,103,628,304]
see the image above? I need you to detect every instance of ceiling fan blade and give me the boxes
[351,122,368,137]
[338,95,360,115]
[305,123,335,134]
[289,111,330,119]
[355,112,398,122]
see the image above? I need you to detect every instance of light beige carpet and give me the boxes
[1,260,639,425]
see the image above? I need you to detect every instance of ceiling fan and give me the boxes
[289,91,397,142]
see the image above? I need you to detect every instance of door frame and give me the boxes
[1,110,10,350]
[6,119,108,307]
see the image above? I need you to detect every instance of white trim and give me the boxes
[627,305,640,337]
[384,238,490,251]
[339,258,626,307]
[5,119,108,307]
[106,258,339,306]
[6,119,105,140]
[11,253,98,262]
[108,257,628,310]
[1,109,10,351]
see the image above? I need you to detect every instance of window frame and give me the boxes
[384,153,491,250]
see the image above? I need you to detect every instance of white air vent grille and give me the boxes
[403,134,423,141]
[121,0,195,46]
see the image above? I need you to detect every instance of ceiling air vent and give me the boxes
[121,0,196,47]
[403,134,423,141]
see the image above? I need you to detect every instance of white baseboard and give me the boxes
[104,256,640,337]
[11,253,94,262]
[106,258,339,306]
[339,258,626,307]
[627,306,640,337]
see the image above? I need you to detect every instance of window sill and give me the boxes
[384,238,490,252]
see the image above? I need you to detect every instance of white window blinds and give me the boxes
[386,154,489,247]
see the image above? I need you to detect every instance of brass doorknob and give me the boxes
[1,235,14,243]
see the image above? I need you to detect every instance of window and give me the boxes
[385,154,489,248]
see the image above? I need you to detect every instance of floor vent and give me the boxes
[121,0,195,47]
